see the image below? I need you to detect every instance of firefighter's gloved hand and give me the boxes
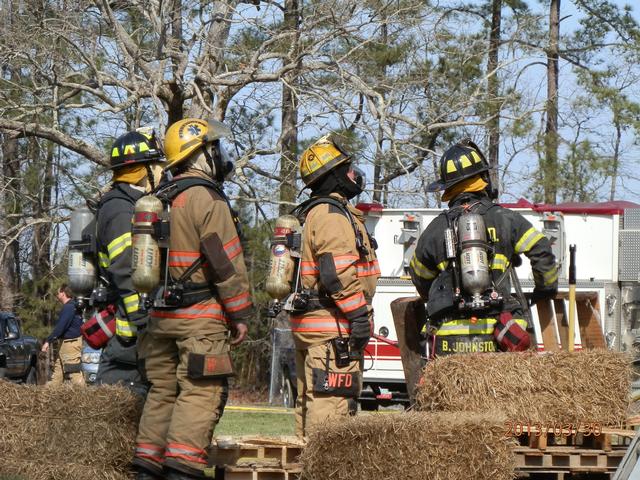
[349,316,370,352]
[530,287,557,305]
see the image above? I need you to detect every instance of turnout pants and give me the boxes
[49,337,84,385]
[295,341,362,438]
[134,328,229,476]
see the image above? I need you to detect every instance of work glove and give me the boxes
[529,287,557,305]
[349,316,371,353]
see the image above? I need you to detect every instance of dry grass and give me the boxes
[415,350,632,426]
[300,412,516,480]
[0,382,142,479]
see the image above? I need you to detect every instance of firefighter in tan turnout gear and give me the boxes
[409,140,558,356]
[291,135,380,437]
[133,119,254,480]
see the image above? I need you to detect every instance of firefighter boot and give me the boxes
[164,458,206,480]
[136,472,163,480]
[132,458,164,480]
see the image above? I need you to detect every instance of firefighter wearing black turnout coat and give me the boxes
[409,140,558,356]
[94,130,165,392]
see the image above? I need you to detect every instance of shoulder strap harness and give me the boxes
[291,196,374,256]
[152,178,242,307]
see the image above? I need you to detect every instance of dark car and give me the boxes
[0,312,40,383]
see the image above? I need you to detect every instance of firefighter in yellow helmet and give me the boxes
[409,139,558,358]
[94,129,165,393]
[133,119,254,480]
[291,134,380,437]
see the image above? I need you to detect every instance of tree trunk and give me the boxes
[487,0,502,197]
[372,22,388,204]
[610,116,621,201]
[31,139,54,300]
[544,0,560,204]
[278,0,300,215]
[0,132,20,311]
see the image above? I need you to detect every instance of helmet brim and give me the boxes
[426,179,445,192]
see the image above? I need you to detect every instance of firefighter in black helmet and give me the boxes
[409,139,558,356]
[94,129,165,393]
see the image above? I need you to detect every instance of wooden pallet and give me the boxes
[512,424,635,451]
[204,432,634,479]
[216,466,301,480]
[516,472,613,479]
[515,445,626,473]
[205,437,303,480]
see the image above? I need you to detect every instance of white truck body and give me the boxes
[358,199,640,406]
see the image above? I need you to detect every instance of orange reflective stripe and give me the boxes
[135,443,164,464]
[224,236,242,260]
[333,254,358,272]
[290,315,351,333]
[300,261,319,276]
[222,291,252,312]
[165,442,207,465]
[152,302,227,321]
[356,259,380,277]
[336,292,366,313]
[168,250,200,267]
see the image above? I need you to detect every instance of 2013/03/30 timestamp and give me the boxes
[504,421,602,437]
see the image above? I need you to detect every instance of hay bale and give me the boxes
[0,382,142,478]
[0,459,133,480]
[415,350,632,425]
[300,412,516,480]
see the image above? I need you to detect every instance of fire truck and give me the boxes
[357,199,640,410]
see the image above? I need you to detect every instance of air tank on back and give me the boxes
[131,195,163,294]
[265,215,301,300]
[68,207,96,298]
[458,212,491,303]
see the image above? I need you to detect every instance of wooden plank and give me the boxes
[553,299,569,350]
[576,296,606,349]
[535,299,560,351]
[390,297,425,403]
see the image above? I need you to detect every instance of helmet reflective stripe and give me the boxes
[109,130,164,170]
[427,141,490,192]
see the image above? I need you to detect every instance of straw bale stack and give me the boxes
[0,382,142,480]
[0,459,132,480]
[300,412,516,480]
[415,350,632,425]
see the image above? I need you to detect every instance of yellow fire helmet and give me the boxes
[164,118,232,170]
[299,134,351,187]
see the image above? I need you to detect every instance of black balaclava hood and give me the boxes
[311,163,363,200]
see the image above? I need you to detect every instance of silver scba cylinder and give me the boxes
[68,207,96,297]
[458,212,491,299]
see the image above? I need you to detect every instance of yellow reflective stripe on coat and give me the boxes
[98,252,109,268]
[123,294,140,314]
[436,318,498,336]
[410,254,437,281]
[116,317,137,337]
[491,254,508,271]
[515,227,545,254]
[543,265,559,286]
[436,260,449,271]
[107,232,132,260]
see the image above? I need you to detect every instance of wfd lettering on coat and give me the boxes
[327,372,353,388]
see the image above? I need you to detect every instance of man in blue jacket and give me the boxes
[42,284,84,384]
